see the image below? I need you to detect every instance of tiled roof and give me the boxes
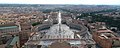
[6,36,19,47]
[97,29,113,33]
[112,39,120,46]
[0,26,18,30]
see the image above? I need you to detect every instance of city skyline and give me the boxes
[0,0,120,5]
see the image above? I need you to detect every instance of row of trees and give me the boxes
[60,8,120,30]
[77,13,120,30]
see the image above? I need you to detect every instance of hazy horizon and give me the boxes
[0,0,120,5]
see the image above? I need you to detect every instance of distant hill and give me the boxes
[0,4,40,7]
[0,4,120,7]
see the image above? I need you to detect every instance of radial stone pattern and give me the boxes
[25,11,96,48]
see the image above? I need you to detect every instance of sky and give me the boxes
[0,0,120,5]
